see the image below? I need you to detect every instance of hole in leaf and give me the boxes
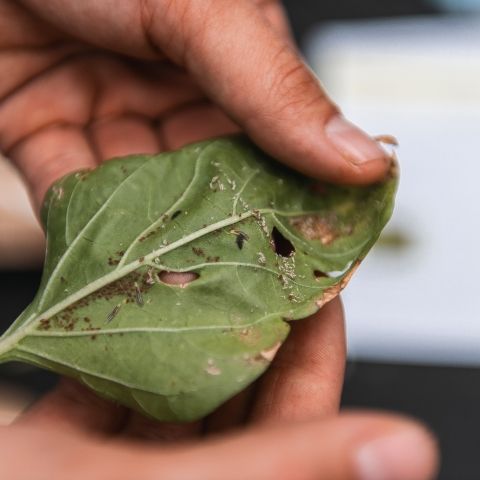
[271,227,295,257]
[157,271,199,288]
[314,270,329,279]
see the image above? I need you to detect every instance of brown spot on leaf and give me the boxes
[290,215,339,245]
[258,341,282,362]
[38,319,50,331]
[316,261,361,308]
[107,257,119,266]
[205,359,222,376]
[138,225,161,243]
[235,326,261,346]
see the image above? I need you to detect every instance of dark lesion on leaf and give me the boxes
[107,249,127,266]
[171,210,182,220]
[107,257,119,266]
[313,270,329,279]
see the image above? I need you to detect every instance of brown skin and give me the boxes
[0,1,437,478]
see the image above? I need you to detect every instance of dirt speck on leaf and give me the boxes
[257,252,266,266]
[192,247,205,257]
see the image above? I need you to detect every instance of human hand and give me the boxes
[1,0,390,207]
[0,1,437,478]
[0,301,437,480]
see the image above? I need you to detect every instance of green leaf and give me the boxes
[0,136,397,421]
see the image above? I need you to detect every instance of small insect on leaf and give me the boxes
[230,229,249,250]
[106,304,121,324]
[134,282,144,307]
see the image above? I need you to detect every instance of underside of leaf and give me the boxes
[0,136,397,421]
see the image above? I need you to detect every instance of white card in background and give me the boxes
[306,16,480,365]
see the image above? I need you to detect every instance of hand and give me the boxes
[0,1,436,478]
[1,0,390,206]
[1,305,437,480]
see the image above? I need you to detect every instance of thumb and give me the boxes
[21,0,390,184]
[153,0,390,184]
[133,412,438,480]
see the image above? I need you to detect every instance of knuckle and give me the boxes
[142,0,217,66]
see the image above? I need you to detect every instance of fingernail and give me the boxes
[325,115,388,165]
[355,427,438,480]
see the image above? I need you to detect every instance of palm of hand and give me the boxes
[0,18,238,206]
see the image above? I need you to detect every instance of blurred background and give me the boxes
[0,0,478,478]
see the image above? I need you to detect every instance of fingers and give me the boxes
[9,125,98,209]
[251,296,346,423]
[19,377,201,442]
[204,386,255,433]
[21,0,390,184]
[122,412,201,442]
[0,411,438,480]
[15,378,127,435]
[90,115,162,159]
[149,0,390,184]
[159,102,239,150]
[132,412,438,480]
[251,0,293,40]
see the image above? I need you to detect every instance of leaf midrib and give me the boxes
[0,211,253,356]
[0,207,319,359]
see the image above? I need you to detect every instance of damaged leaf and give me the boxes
[0,136,397,421]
